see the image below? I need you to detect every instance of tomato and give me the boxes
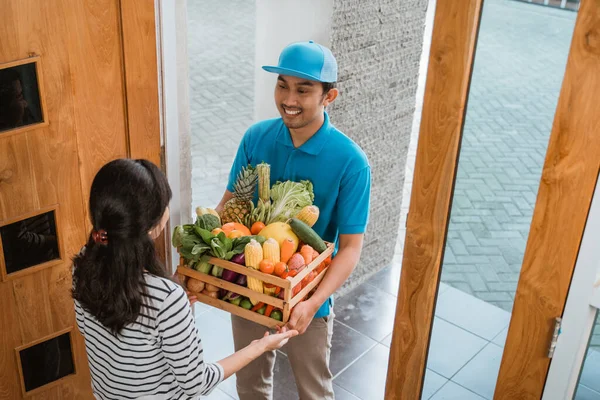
[251,221,266,235]
[273,262,287,277]
[259,259,275,274]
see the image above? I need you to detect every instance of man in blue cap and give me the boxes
[216,40,371,399]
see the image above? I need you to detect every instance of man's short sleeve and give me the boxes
[227,130,251,192]
[337,166,371,234]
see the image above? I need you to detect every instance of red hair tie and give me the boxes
[92,229,108,245]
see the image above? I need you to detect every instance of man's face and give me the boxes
[274,75,330,130]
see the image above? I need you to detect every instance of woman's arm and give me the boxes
[157,287,296,396]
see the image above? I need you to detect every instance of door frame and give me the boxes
[543,171,600,399]
[385,0,600,398]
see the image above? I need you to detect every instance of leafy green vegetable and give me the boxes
[194,255,213,274]
[267,180,314,224]
[195,214,221,232]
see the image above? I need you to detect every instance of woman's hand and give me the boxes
[252,327,298,351]
[185,291,198,306]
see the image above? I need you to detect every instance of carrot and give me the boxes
[275,286,281,295]
[280,238,295,264]
[265,304,274,317]
[251,302,265,312]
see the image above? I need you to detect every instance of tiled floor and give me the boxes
[196,261,517,400]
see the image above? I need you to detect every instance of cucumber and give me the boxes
[289,218,327,253]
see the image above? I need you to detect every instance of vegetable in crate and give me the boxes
[221,165,258,224]
[259,222,299,253]
[196,206,221,220]
[295,205,319,227]
[195,210,221,231]
[289,218,327,253]
[244,239,264,304]
[186,278,205,293]
[262,238,280,263]
[247,162,272,226]
[266,180,314,224]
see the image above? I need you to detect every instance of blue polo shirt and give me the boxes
[227,112,371,318]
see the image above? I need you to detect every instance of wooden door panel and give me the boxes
[0,285,22,400]
[0,136,37,219]
[64,0,129,215]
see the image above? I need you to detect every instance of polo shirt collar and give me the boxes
[277,112,331,155]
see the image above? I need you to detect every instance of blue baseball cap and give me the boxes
[262,41,338,83]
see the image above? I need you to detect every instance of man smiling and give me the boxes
[216,41,371,400]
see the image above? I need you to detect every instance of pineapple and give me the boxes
[221,165,258,224]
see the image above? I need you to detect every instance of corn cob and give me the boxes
[262,238,280,263]
[256,162,271,203]
[244,239,264,304]
[296,205,319,227]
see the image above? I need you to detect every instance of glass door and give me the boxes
[543,172,600,400]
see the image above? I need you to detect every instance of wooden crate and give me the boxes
[176,242,334,328]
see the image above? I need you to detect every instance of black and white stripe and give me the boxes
[75,274,223,399]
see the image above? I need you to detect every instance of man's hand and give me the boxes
[285,299,320,335]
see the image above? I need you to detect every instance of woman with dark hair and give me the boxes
[72,159,296,399]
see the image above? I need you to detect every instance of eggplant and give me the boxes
[230,253,245,265]
[218,288,228,299]
[235,274,247,287]
[222,269,239,283]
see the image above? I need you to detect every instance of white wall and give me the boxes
[157,0,191,271]
[254,0,334,121]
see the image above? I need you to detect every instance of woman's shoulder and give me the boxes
[143,274,183,302]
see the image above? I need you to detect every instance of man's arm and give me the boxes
[215,190,234,214]
[286,233,364,334]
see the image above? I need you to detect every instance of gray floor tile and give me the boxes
[453,343,503,399]
[492,327,508,347]
[334,284,398,341]
[431,381,486,400]
[335,344,390,400]
[381,333,393,348]
[575,385,600,400]
[333,384,362,400]
[427,317,488,378]
[423,369,448,399]
[330,321,378,376]
[435,286,510,340]
[367,264,402,296]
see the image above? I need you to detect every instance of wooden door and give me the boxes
[0,1,161,398]
[385,0,600,398]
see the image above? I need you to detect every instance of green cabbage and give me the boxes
[267,180,314,223]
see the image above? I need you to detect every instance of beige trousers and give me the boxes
[231,313,335,400]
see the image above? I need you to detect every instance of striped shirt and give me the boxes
[74,274,224,399]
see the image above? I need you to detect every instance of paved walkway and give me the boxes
[188,0,255,209]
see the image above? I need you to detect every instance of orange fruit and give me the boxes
[273,262,287,277]
[211,228,224,236]
[228,230,243,239]
[251,221,266,235]
[259,259,275,275]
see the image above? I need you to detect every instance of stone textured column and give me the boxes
[328,1,429,294]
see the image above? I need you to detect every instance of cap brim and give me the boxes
[262,66,330,82]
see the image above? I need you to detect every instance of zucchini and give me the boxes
[289,218,327,253]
